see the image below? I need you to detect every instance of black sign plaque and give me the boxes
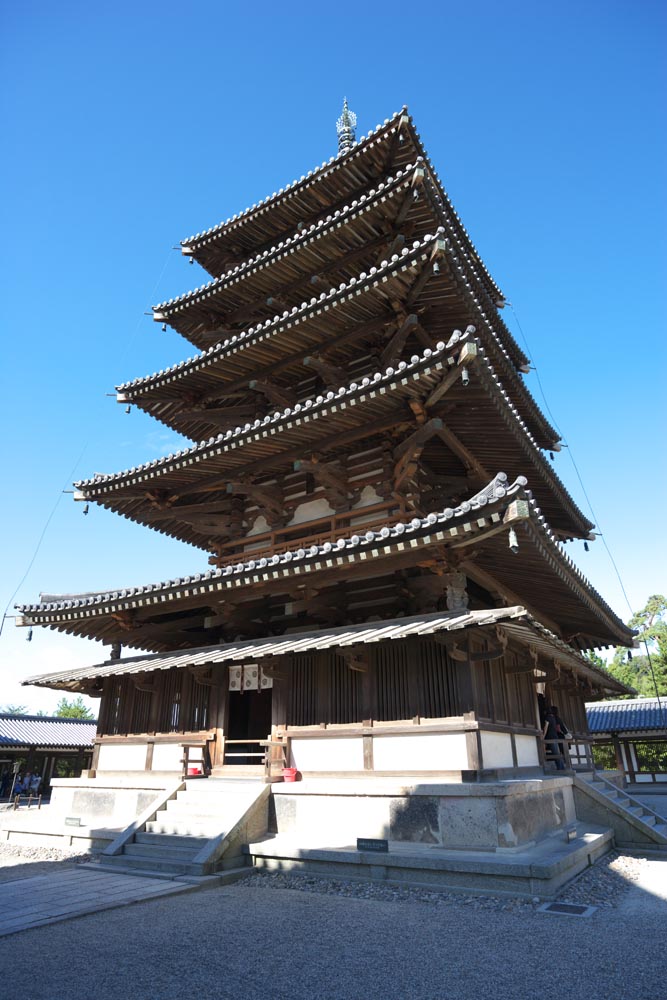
[356,837,388,853]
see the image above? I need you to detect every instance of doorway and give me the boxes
[225,688,273,766]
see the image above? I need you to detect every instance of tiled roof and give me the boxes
[17,476,632,649]
[180,108,504,309]
[24,608,526,689]
[92,333,589,539]
[0,714,97,748]
[23,472,527,614]
[156,164,421,314]
[23,606,625,695]
[586,698,667,733]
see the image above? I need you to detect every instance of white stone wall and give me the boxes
[97,743,147,771]
[480,731,514,769]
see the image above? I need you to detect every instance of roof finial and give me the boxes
[336,97,357,156]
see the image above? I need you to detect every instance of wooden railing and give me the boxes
[209,500,410,569]
[180,739,213,778]
[223,739,287,780]
[542,734,594,771]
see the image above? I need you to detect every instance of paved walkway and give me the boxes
[0,867,198,937]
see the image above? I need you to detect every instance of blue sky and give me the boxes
[1,1,665,713]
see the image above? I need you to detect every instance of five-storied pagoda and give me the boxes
[17,103,638,868]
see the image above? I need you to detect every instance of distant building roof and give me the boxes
[586,698,667,735]
[0,714,97,749]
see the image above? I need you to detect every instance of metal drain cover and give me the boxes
[538,902,597,918]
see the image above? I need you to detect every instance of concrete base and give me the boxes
[245,823,613,899]
[0,807,123,851]
[269,776,576,851]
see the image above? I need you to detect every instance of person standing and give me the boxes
[544,707,565,770]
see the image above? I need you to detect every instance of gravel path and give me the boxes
[0,865,664,1000]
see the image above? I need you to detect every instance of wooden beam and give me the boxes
[293,459,349,506]
[302,355,347,387]
[248,380,296,408]
[425,341,478,408]
[380,313,420,368]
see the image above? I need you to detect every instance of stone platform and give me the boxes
[245,823,614,899]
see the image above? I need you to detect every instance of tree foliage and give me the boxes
[0,704,28,715]
[54,696,95,720]
[607,594,667,698]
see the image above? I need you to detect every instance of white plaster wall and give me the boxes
[480,731,514,769]
[350,485,382,513]
[97,743,146,771]
[288,497,335,526]
[514,734,540,767]
[372,733,469,771]
[151,743,185,771]
[290,738,364,771]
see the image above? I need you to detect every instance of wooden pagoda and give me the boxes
[19,105,633,783]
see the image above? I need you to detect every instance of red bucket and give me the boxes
[188,767,201,776]
[282,767,298,782]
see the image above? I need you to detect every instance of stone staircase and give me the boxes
[574,772,667,850]
[95,778,269,878]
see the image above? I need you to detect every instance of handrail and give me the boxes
[222,738,287,779]
[541,733,593,771]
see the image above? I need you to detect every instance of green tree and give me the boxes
[608,595,667,698]
[54,696,95,720]
[0,703,28,715]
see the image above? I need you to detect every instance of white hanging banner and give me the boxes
[243,664,259,691]
[229,664,272,691]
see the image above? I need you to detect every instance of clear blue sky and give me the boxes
[1,0,665,713]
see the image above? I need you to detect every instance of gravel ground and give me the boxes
[0,842,647,906]
[237,851,647,911]
[0,867,664,1000]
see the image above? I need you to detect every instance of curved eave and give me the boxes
[89,338,591,541]
[136,235,553,449]
[466,499,634,649]
[23,608,626,697]
[158,164,426,325]
[18,483,630,653]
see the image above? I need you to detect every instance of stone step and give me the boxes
[87,862,250,885]
[101,853,196,876]
[135,832,209,850]
[124,842,202,863]
[145,820,224,838]
[185,777,263,789]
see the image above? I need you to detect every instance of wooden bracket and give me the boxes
[302,355,347,388]
[248,379,296,409]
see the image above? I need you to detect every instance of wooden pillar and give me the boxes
[212,668,228,767]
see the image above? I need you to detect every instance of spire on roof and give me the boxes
[336,98,357,155]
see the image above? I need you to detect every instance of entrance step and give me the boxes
[574,773,667,850]
[100,779,270,877]
[244,824,614,900]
